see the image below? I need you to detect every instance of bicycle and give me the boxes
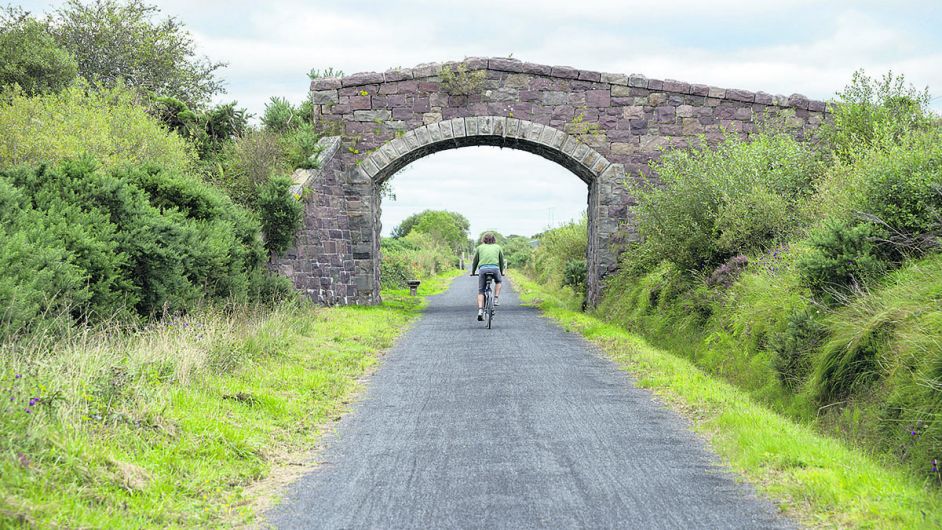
[472,272,497,329]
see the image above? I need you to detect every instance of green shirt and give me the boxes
[472,243,504,272]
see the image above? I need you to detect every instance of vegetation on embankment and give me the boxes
[592,71,942,484]
[0,271,460,528]
[512,271,942,529]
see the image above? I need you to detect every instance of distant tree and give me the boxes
[0,8,77,94]
[47,0,225,107]
[392,210,470,253]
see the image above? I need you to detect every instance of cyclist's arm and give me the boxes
[470,248,480,274]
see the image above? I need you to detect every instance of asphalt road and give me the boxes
[268,275,790,529]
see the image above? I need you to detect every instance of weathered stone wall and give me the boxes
[273,57,827,305]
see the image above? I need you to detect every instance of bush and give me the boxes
[256,176,303,255]
[502,235,533,268]
[563,259,587,294]
[527,217,588,290]
[0,82,196,174]
[822,70,933,163]
[380,232,454,288]
[797,219,886,299]
[0,13,77,95]
[631,132,822,272]
[0,159,278,338]
[768,307,828,389]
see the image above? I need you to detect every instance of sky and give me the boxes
[17,0,942,237]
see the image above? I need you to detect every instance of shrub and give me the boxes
[563,259,587,294]
[527,217,587,290]
[705,255,749,289]
[768,307,828,389]
[0,159,277,338]
[821,70,933,163]
[631,132,822,273]
[0,82,196,174]
[380,232,455,288]
[502,235,533,268]
[0,13,77,95]
[797,219,886,299]
[256,176,303,255]
[439,63,486,96]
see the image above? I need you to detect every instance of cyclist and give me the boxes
[470,232,505,321]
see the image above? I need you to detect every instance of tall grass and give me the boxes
[0,278,448,527]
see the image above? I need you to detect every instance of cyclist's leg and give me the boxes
[492,270,503,305]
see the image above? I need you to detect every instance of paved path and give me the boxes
[269,276,789,529]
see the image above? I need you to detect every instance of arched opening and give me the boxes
[351,117,623,306]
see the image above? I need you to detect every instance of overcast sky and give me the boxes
[18,0,942,237]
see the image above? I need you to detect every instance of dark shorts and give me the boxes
[478,266,501,293]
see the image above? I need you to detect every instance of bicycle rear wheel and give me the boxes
[486,293,494,329]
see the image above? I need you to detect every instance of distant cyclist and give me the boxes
[471,232,505,321]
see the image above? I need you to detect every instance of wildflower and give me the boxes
[28,397,39,407]
[933,459,939,473]
[14,374,21,380]
[25,408,31,414]
[16,452,29,468]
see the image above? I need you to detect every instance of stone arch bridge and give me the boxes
[272,57,826,305]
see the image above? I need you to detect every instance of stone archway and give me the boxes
[271,57,827,306]
[356,116,622,306]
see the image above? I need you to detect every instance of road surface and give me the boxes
[268,275,789,529]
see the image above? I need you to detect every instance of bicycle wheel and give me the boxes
[486,292,494,329]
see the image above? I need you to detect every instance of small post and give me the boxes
[407,280,421,296]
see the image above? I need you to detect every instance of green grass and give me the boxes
[0,269,461,528]
[510,271,942,529]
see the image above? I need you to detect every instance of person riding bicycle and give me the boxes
[471,232,505,321]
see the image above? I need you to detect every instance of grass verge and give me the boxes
[0,269,461,528]
[510,271,942,529]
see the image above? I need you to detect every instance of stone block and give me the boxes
[542,91,569,105]
[676,105,695,118]
[623,106,645,120]
[628,74,648,88]
[754,91,773,105]
[349,95,371,110]
[586,89,611,107]
[452,118,467,137]
[384,68,413,82]
[578,70,602,82]
[412,62,442,78]
[707,86,726,99]
[726,89,755,103]
[311,78,342,90]
[689,83,710,96]
[610,142,637,155]
[611,85,632,97]
[311,90,339,104]
[808,99,827,112]
[423,112,442,124]
[352,109,391,122]
[788,93,810,109]
[550,65,580,79]
[648,93,667,106]
[663,79,690,94]
[342,72,385,86]
[601,72,629,85]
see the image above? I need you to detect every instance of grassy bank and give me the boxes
[510,271,942,529]
[0,270,460,528]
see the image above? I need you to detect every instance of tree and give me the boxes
[0,8,77,94]
[47,0,225,107]
[392,210,470,253]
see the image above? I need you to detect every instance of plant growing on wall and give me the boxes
[440,63,486,96]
